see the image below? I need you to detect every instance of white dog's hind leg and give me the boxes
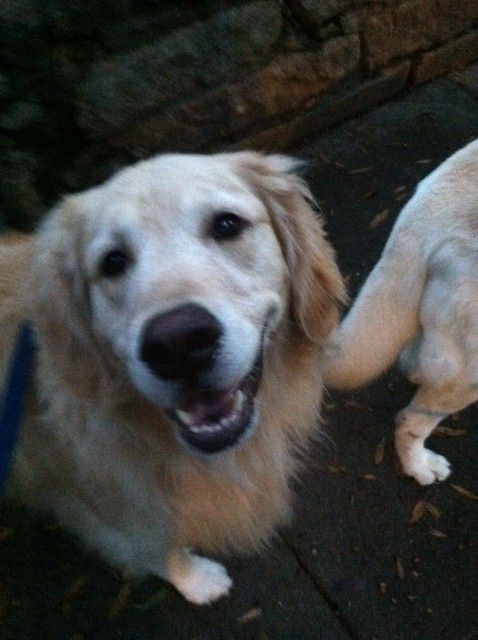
[166,548,232,605]
[395,385,477,485]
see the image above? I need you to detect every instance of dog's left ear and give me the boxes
[233,152,346,342]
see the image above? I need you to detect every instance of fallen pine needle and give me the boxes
[396,557,405,580]
[374,438,386,465]
[425,502,441,519]
[361,189,378,201]
[344,399,372,412]
[349,166,373,174]
[238,607,262,624]
[434,426,466,437]
[109,582,132,620]
[450,484,478,500]
[369,209,389,229]
[62,576,87,614]
[429,529,447,538]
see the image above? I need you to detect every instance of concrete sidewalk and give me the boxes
[0,72,477,640]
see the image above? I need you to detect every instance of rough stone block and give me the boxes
[364,0,478,69]
[79,35,360,163]
[78,0,282,139]
[236,60,411,151]
[448,59,478,97]
[414,30,478,83]
[288,0,353,29]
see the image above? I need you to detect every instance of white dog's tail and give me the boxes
[323,226,426,390]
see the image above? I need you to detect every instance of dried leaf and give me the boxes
[369,209,389,229]
[374,438,386,465]
[434,426,466,437]
[134,587,169,612]
[109,582,132,620]
[409,500,427,524]
[450,484,478,501]
[410,500,441,524]
[62,576,87,614]
[344,399,372,412]
[396,557,405,580]
[238,607,262,624]
[424,502,441,519]
[429,529,447,538]
[328,463,348,475]
[362,474,376,481]
[0,527,13,542]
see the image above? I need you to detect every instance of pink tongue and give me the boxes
[179,388,237,425]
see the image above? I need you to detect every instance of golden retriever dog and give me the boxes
[323,139,478,486]
[0,152,344,604]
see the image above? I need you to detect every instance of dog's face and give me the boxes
[34,153,344,454]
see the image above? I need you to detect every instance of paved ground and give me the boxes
[0,71,478,640]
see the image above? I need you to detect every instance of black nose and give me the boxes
[140,304,223,380]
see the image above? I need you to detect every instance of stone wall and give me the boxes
[1,0,477,229]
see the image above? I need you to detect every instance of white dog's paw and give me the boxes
[169,552,232,605]
[402,448,451,485]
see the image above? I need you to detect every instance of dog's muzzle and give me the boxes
[139,304,264,453]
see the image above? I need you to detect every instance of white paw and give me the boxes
[171,554,232,605]
[402,448,451,485]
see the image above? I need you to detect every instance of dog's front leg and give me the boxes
[395,384,478,485]
[166,548,232,605]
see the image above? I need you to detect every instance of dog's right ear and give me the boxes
[31,195,110,398]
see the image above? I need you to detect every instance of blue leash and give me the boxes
[0,322,35,494]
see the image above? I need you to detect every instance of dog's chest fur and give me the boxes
[9,339,322,574]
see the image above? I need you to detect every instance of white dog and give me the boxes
[324,139,478,485]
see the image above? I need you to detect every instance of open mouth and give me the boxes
[168,350,263,454]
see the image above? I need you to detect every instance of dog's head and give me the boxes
[32,152,344,454]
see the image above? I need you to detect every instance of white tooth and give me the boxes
[175,409,194,426]
[220,412,238,429]
[233,390,245,413]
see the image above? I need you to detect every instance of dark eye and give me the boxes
[210,212,249,241]
[99,249,130,278]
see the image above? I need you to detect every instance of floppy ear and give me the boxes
[31,195,114,398]
[233,152,346,342]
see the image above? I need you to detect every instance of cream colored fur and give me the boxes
[323,139,478,485]
[1,152,344,604]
